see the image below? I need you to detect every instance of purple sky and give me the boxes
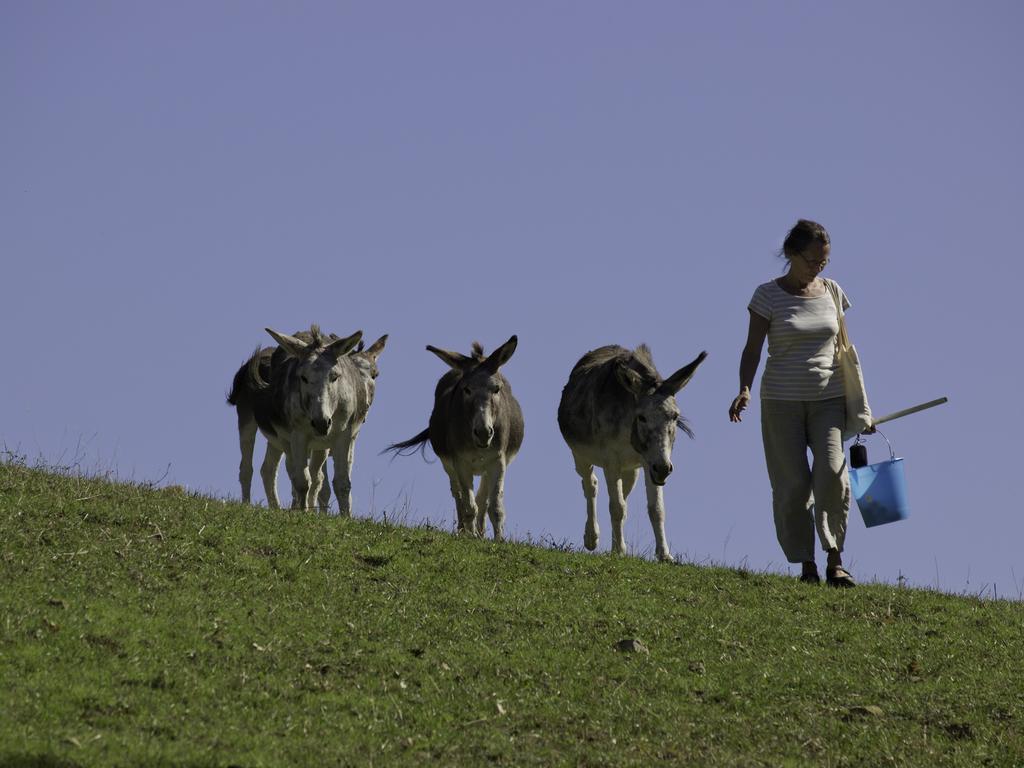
[4,2,1022,596]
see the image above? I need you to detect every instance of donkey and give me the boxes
[228,327,360,509]
[387,336,524,540]
[229,331,331,506]
[557,345,706,561]
[276,330,372,511]
[227,325,388,512]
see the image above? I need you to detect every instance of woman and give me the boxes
[729,219,857,587]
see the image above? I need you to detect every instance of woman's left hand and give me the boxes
[729,390,751,423]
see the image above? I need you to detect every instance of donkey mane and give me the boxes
[560,344,694,444]
[295,326,366,354]
[291,324,329,357]
[572,344,661,391]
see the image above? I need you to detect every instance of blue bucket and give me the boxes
[849,434,909,527]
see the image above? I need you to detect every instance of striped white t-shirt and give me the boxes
[748,278,850,401]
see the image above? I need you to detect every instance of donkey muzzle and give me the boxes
[312,416,332,436]
[473,425,495,448]
[649,461,673,486]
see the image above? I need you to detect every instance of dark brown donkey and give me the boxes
[388,336,524,540]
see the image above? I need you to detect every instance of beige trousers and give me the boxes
[760,397,850,564]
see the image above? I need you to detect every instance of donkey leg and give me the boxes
[622,467,639,499]
[474,475,489,537]
[643,467,673,562]
[260,444,283,510]
[309,449,329,512]
[286,456,311,510]
[482,464,507,542]
[445,460,479,536]
[462,483,481,537]
[316,450,332,511]
[286,437,312,510]
[331,432,357,518]
[459,466,480,537]
[237,408,257,504]
[604,468,628,556]
[441,459,467,533]
[573,454,600,551]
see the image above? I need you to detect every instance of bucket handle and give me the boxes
[854,428,896,462]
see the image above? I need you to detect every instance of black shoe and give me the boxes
[826,566,856,588]
[799,564,820,584]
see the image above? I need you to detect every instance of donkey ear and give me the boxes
[657,351,708,396]
[266,328,310,359]
[361,334,389,363]
[426,345,474,370]
[615,364,648,399]
[325,330,364,359]
[482,335,518,373]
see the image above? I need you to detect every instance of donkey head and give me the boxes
[349,334,389,405]
[266,326,363,436]
[349,335,389,380]
[615,350,707,485]
[428,335,518,449]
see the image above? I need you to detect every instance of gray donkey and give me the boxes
[228,325,388,512]
[557,345,706,561]
[387,336,524,540]
[229,328,350,508]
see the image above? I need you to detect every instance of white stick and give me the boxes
[871,397,948,426]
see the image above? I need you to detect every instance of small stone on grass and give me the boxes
[614,638,649,654]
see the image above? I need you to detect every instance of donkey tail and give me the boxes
[227,347,269,405]
[382,427,432,459]
[246,348,270,390]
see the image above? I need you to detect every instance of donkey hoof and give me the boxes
[583,531,599,551]
[657,551,676,563]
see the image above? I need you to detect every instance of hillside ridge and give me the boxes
[2,462,1022,766]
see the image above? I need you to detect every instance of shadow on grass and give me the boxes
[0,756,85,768]
[0,757,245,768]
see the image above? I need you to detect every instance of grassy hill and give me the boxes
[1,460,1022,767]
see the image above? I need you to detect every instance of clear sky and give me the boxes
[3,1,1022,596]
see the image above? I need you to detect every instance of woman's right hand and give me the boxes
[729,389,751,423]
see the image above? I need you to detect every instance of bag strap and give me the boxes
[825,279,851,351]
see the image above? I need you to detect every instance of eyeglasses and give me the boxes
[798,253,829,267]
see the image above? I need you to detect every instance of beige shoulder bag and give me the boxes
[826,279,873,441]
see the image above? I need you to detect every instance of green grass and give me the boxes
[1,460,1022,767]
